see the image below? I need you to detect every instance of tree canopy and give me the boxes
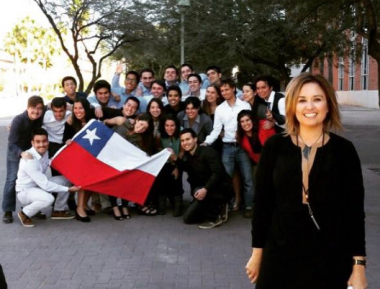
[31,0,380,104]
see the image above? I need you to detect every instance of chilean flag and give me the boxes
[51,119,171,205]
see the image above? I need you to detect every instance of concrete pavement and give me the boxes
[0,105,379,289]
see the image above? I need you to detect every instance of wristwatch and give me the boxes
[353,259,367,267]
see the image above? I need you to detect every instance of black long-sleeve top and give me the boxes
[176,145,232,199]
[8,111,43,157]
[252,133,366,257]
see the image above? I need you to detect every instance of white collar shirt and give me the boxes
[267,90,285,126]
[205,97,251,144]
[15,147,69,193]
[43,110,71,144]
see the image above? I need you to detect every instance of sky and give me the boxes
[1,0,47,39]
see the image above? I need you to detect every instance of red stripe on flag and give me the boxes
[51,142,154,205]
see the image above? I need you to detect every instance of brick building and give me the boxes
[311,38,379,108]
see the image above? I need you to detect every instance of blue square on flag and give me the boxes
[74,120,113,157]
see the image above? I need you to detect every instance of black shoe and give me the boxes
[137,206,157,216]
[112,207,123,221]
[113,212,123,221]
[33,211,47,220]
[243,209,253,219]
[120,206,131,219]
[85,209,96,216]
[3,211,13,224]
[75,210,91,222]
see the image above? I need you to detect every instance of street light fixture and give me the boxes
[178,0,190,65]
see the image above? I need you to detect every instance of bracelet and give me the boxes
[353,259,366,267]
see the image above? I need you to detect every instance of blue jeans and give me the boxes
[222,144,254,209]
[2,150,20,212]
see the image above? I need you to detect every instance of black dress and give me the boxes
[251,133,366,289]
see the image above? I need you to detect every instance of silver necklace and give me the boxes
[298,132,323,160]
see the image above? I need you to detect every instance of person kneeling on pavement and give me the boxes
[171,128,233,229]
[16,128,81,227]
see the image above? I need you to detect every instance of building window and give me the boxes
[361,39,369,90]
[338,57,344,90]
[349,56,355,91]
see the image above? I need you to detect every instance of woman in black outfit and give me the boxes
[63,98,96,222]
[246,73,367,289]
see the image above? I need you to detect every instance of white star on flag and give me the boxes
[82,128,101,145]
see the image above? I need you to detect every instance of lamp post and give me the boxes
[178,0,190,65]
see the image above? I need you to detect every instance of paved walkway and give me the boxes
[0,105,379,289]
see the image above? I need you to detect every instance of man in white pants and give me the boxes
[16,128,81,227]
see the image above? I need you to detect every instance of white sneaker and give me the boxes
[198,216,223,229]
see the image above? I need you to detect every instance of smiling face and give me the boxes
[32,134,49,155]
[63,80,76,97]
[141,72,154,89]
[206,69,221,84]
[27,104,44,121]
[165,120,176,137]
[124,73,138,93]
[149,101,162,119]
[180,132,197,153]
[239,115,253,133]
[151,83,165,98]
[168,90,180,107]
[134,120,149,133]
[51,106,66,122]
[165,68,177,83]
[295,82,329,131]
[206,86,219,104]
[185,103,199,120]
[123,99,138,117]
[243,85,255,104]
[73,102,86,121]
[188,76,201,94]
[96,87,110,105]
[181,66,193,81]
[256,81,272,100]
[220,84,235,101]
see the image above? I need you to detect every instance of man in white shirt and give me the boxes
[203,78,254,218]
[43,97,71,162]
[16,128,81,227]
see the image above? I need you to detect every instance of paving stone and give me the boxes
[0,106,379,289]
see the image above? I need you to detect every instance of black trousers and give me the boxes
[147,163,183,206]
[183,196,221,224]
[0,264,7,289]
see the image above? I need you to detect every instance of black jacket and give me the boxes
[176,145,233,201]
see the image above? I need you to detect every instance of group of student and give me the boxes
[2,63,286,230]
